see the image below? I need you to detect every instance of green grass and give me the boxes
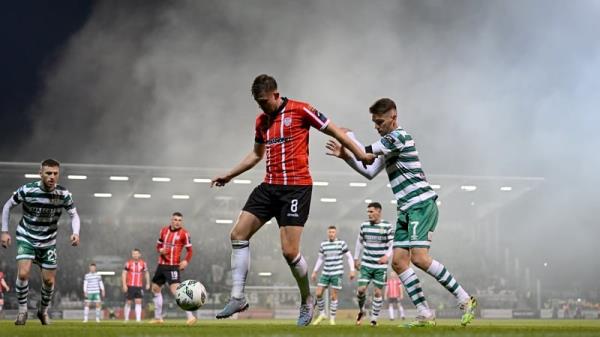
[2,319,600,337]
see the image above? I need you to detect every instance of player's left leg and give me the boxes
[38,267,56,325]
[280,225,313,326]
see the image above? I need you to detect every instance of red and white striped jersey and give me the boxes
[124,259,147,287]
[386,277,404,299]
[156,226,192,266]
[254,98,330,186]
[0,271,5,293]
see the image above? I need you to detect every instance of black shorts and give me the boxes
[151,264,181,286]
[243,183,312,226]
[126,286,143,300]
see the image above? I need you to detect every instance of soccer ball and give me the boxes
[175,280,207,311]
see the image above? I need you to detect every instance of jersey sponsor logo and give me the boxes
[364,234,388,242]
[286,212,299,217]
[266,136,292,145]
[381,134,396,148]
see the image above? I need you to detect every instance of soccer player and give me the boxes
[0,271,9,316]
[353,202,393,326]
[150,212,196,325]
[211,74,374,326]
[122,248,150,322]
[325,98,478,327]
[83,262,105,323]
[310,225,355,325]
[385,270,406,321]
[1,159,80,325]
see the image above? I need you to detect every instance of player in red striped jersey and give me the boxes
[0,271,9,316]
[149,212,197,325]
[212,74,375,325]
[122,248,149,322]
[385,270,406,321]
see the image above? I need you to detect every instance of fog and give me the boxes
[2,0,600,306]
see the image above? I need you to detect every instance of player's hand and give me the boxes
[211,174,232,187]
[325,140,345,159]
[159,248,167,255]
[360,153,377,166]
[311,272,317,282]
[122,285,127,293]
[1,232,11,248]
[179,260,188,271]
[349,270,356,280]
[378,255,389,265]
[145,284,150,291]
[70,234,80,246]
[354,260,360,269]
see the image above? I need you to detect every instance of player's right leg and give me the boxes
[356,282,368,325]
[134,298,143,322]
[216,210,265,319]
[150,282,164,323]
[124,299,132,322]
[15,252,34,326]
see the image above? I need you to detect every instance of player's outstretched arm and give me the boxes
[68,209,81,246]
[211,143,265,187]
[326,132,385,180]
[323,122,375,165]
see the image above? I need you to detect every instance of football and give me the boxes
[175,279,207,311]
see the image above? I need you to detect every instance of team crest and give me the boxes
[284,117,292,126]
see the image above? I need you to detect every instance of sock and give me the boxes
[124,303,131,320]
[186,310,196,320]
[15,278,29,313]
[95,307,101,320]
[389,304,395,319]
[231,240,250,299]
[426,260,470,305]
[40,283,54,314]
[135,303,142,321]
[357,292,366,312]
[399,268,431,317]
[330,300,338,319]
[398,303,405,318]
[316,296,325,315]
[288,254,310,304]
[153,293,163,319]
[371,296,383,321]
[84,306,89,320]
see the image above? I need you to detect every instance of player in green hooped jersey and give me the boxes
[326,98,477,328]
[1,159,81,326]
[310,225,355,325]
[353,202,393,326]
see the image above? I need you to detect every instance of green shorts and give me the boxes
[86,293,101,302]
[394,198,438,249]
[358,266,387,289]
[318,274,343,289]
[16,240,57,270]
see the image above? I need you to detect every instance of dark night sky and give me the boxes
[0,1,92,155]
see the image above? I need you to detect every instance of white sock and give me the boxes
[389,304,395,319]
[399,268,432,317]
[84,306,89,320]
[426,259,470,304]
[15,278,29,313]
[231,240,250,299]
[186,310,196,320]
[124,303,131,321]
[316,296,326,315]
[371,296,383,320]
[288,254,310,304]
[153,293,163,319]
[399,303,405,318]
[96,307,101,320]
[330,299,338,319]
[135,303,142,321]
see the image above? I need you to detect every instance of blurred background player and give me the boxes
[211,74,373,326]
[385,270,406,321]
[311,225,355,325]
[122,248,149,322]
[0,271,9,317]
[83,262,104,323]
[353,202,393,326]
[326,98,477,327]
[150,212,196,325]
[1,159,80,325]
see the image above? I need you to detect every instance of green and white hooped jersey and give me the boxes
[12,181,76,248]
[357,221,393,270]
[319,239,349,276]
[368,127,437,211]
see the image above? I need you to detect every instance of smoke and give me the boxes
[9,0,600,290]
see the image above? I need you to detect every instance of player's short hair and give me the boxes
[41,158,60,168]
[132,248,141,253]
[367,202,382,210]
[327,225,337,230]
[89,262,96,266]
[251,74,278,98]
[369,98,396,115]
[172,211,183,217]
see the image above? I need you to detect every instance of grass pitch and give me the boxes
[1,319,600,337]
